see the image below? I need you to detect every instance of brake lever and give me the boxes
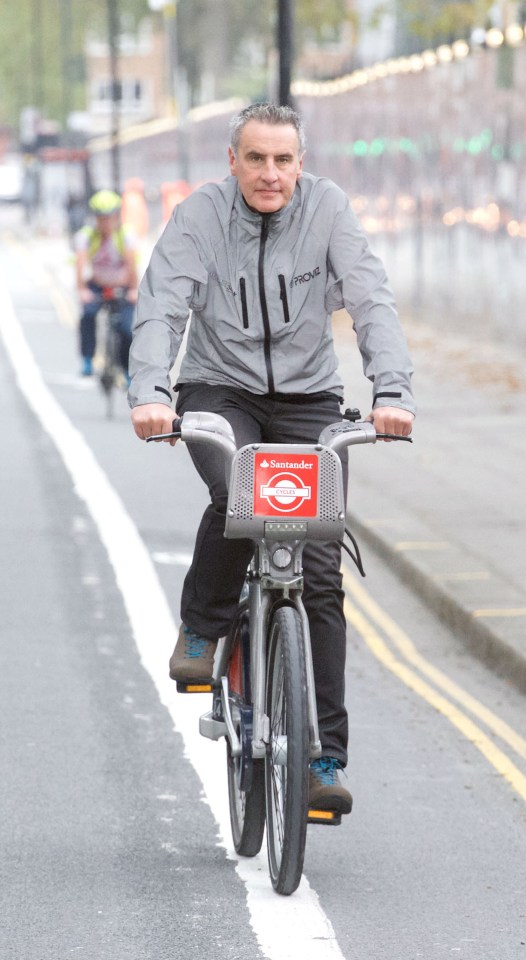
[375,433,413,442]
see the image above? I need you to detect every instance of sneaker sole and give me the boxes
[307,794,353,816]
[169,669,214,682]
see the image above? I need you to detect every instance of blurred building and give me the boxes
[85,18,168,136]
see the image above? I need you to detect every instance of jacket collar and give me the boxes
[233,180,300,234]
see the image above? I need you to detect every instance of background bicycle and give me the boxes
[96,285,132,419]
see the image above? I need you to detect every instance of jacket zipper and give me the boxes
[239,277,249,328]
[258,215,275,393]
[278,274,290,323]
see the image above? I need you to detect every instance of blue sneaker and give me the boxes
[309,757,353,814]
[81,357,93,376]
[169,624,217,682]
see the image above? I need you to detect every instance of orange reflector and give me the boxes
[308,809,336,820]
[185,684,213,693]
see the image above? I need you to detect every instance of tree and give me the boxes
[176,0,357,105]
[0,0,150,131]
[396,0,493,52]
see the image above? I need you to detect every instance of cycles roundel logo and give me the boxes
[253,453,319,517]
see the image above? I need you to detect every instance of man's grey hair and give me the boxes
[229,103,306,156]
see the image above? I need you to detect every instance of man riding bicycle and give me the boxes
[128,103,415,817]
[75,189,139,379]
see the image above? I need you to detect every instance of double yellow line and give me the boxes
[342,566,526,802]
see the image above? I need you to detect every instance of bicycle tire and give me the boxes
[265,605,309,895]
[226,606,266,857]
[99,308,120,419]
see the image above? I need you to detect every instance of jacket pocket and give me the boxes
[278,274,290,324]
[240,277,249,329]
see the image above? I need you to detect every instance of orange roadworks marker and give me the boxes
[121,177,149,238]
[161,180,191,222]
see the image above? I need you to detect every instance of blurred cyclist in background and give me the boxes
[74,189,139,378]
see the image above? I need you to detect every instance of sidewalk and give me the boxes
[334,312,526,692]
[20,228,526,693]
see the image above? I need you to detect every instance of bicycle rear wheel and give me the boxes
[226,606,265,857]
[98,309,120,419]
[265,605,309,895]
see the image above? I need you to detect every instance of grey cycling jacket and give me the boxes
[129,172,415,413]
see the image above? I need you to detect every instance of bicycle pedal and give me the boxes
[307,808,342,826]
[175,681,214,694]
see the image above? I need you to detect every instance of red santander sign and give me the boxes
[253,453,318,517]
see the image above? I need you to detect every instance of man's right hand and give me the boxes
[131,402,178,444]
[79,286,95,304]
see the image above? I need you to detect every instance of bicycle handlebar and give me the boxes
[146,411,412,461]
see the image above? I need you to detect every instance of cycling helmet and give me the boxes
[88,189,122,215]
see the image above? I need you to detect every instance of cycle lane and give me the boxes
[0,230,350,958]
[0,235,271,959]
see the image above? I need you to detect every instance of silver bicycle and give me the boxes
[149,409,410,895]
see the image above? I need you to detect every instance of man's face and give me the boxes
[228,120,304,214]
[96,212,119,236]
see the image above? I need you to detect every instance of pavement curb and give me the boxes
[346,479,526,695]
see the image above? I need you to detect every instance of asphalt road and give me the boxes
[1,209,525,960]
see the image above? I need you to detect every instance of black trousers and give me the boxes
[79,282,134,372]
[176,382,350,766]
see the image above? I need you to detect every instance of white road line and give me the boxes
[152,550,194,566]
[0,274,346,960]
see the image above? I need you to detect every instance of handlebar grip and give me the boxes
[146,417,182,442]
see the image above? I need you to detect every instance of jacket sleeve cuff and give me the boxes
[128,386,174,409]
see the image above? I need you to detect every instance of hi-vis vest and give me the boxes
[80,224,128,258]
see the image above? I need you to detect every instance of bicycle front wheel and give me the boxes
[265,605,309,895]
[99,311,120,419]
[226,606,265,857]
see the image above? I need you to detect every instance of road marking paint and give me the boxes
[433,571,491,581]
[394,540,450,551]
[46,282,76,329]
[473,608,526,618]
[361,518,404,528]
[343,567,526,762]
[45,373,97,389]
[344,597,526,802]
[152,550,194,566]
[6,236,76,328]
[0,273,346,960]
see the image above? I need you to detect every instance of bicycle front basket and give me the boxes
[224,443,346,541]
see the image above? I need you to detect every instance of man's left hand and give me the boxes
[367,406,414,440]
